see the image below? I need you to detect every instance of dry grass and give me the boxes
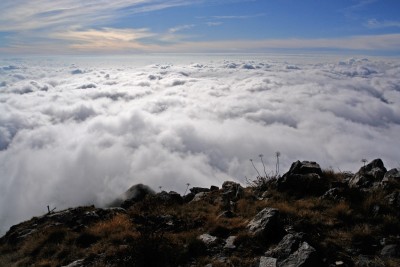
[1,171,399,267]
[87,213,132,237]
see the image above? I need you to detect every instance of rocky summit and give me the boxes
[1,159,400,267]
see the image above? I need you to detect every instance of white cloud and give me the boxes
[211,13,265,20]
[206,22,223,26]
[0,55,400,235]
[366,19,400,29]
[0,0,195,32]
[168,24,196,33]
[52,27,155,52]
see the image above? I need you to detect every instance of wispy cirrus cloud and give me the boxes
[211,13,265,20]
[52,28,156,52]
[146,33,400,53]
[2,32,400,54]
[168,24,196,33]
[0,0,197,32]
[206,22,223,27]
[366,19,400,29]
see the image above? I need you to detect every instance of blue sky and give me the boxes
[1,0,400,55]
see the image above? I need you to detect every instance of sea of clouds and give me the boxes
[1,54,399,234]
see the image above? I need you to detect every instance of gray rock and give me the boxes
[266,233,304,260]
[210,185,219,191]
[191,192,209,202]
[155,191,183,204]
[277,161,328,196]
[221,181,244,200]
[285,161,323,176]
[199,234,218,246]
[355,255,384,267]
[110,184,155,207]
[224,236,237,250]
[321,188,344,201]
[382,168,400,183]
[386,192,400,208]
[278,242,320,267]
[247,208,283,240]
[380,244,400,258]
[62,259,85,267]
[349,159,387,188]
[190,187,210,194]
[259,256,277,267]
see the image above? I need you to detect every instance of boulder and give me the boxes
[191,192,209,202]
[190,187,210,194]
[382,168,400,184]
[221,181,244,200]
[183,192,195,202]
[210,185,220,191]
[277,161,327,196]
[266,232,304,260]
[198,233,218,246]
[380,244,400,258]
[285,161,322,176]
[110,184,155,208]
[278,242,320,267]
[155,191,183,205]
[259,256,277,267]
[349,159,387,188]
[321,188,345,201]
[224,236,237,250]
[386,191,400,209]
[247,208,284,241]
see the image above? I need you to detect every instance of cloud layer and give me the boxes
[1,54,400,234]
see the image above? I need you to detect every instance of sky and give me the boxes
[1,0,400,55]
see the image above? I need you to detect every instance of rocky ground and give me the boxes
[1,159,400,267]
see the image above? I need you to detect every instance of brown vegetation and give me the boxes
[1,166,399,266]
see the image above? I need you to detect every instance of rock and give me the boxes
[355,255,384,267]
[259,256,277,267]
[191,192,209,202]
[266,232,304,260]
[2,206,125,245]
[221,181,244,201]
[380,244,400,258]
[199,234,218,246]
[277,161,327,196]
[278,242,320,267]
[217,210,235,219]
[190,187,210,194]
[247,208,284,241]
[110,184,155,208]
[285,161,323,176]
[210,185,219,191]
[349,159,387,188]
[62,259,85,267]
[155,191,183,204]
[386,191,400,209]
[382,168,400,184]
[183,192,195,202]
[321,188,345,201]
[224,236,237,250]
